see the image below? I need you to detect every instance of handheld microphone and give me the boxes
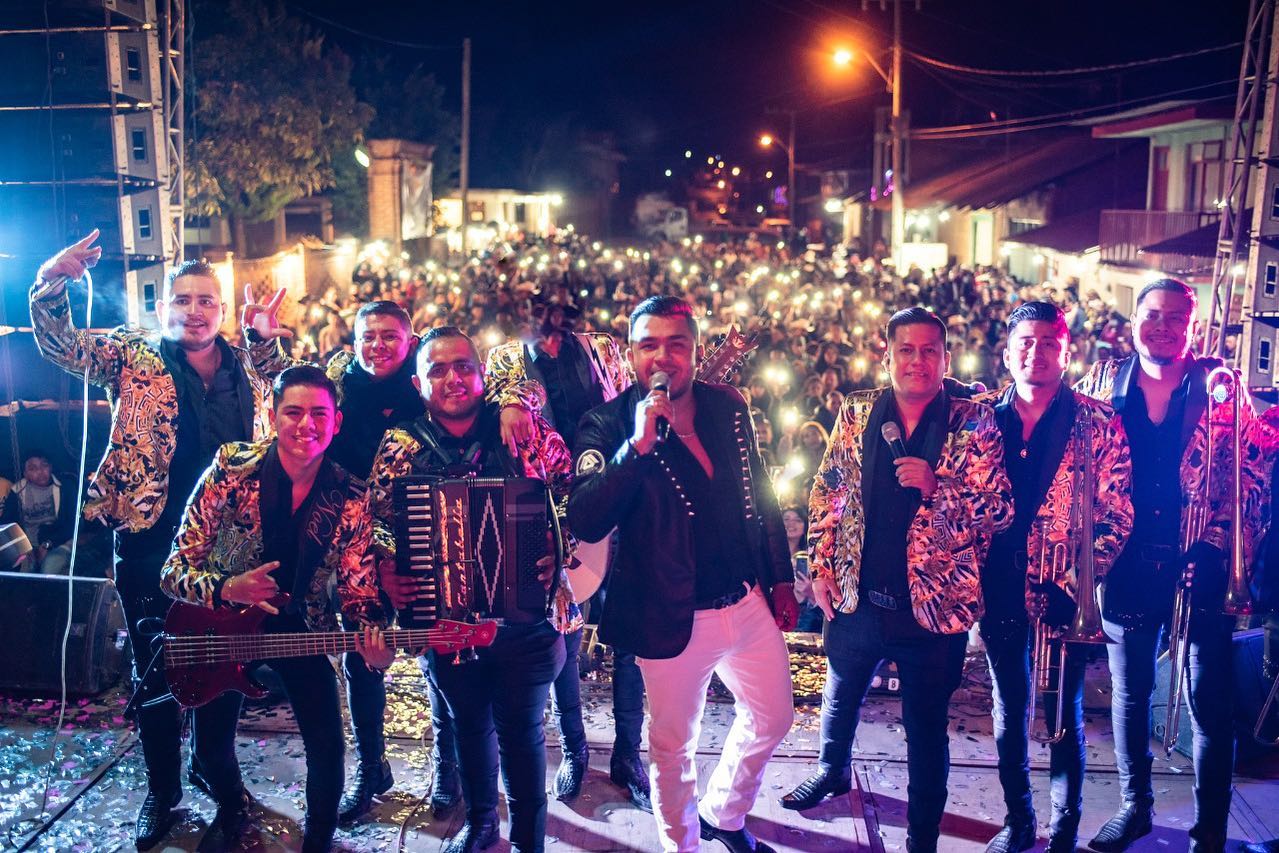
[880,421,908,460]
[651,371,672,443]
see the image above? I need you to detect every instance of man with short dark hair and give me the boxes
[783,306,1013,853]
[1075,278,1265,853]
[976,302,1133,853]
[30,232,275,849]
[161,365,393,852]
[570,295,798,853]
[368,326,577,853]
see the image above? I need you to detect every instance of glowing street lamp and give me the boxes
[832,47,853,67]
[759,134,795,227]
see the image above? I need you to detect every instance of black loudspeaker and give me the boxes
[1152,628,1276,761]
[0,572,129,696]
[0,30,160,108]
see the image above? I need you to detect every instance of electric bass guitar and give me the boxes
[162,598,496,708]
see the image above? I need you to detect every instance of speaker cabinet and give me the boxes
[0,572,128,696]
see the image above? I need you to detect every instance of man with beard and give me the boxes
[1075,279,1265,853]
[368,326,577,853]
[243,298,545,824]
[569,296,798,853]
[976,302,1132,853]
[485,299,650,810]
[160,366,393,852]
[29,232,274,849]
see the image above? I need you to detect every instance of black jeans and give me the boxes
[551,627,645,758]
[980,619,1086,835]
[819,604,966,848]
[195,652,345,837]
[115,526,187,795]
[427,621,565,853]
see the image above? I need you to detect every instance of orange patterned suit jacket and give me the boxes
[808,386,1014,634]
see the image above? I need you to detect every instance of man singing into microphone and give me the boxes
[781,307,1013,853]
[569,296,798,853]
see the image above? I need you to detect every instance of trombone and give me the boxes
[1164,365,1253,756]
[1030,414,1110,744]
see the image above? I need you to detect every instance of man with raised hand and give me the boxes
[30,232,274,850]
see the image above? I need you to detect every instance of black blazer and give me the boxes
[568,381,791,659]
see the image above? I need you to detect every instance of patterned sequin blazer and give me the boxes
[976,384,1134,600]
[29,281,273,532]
[367,406,581,633]
[160,440,387,631]
[808,386,1014,634]
[1074,355,1266,567]
[485,331,632,428]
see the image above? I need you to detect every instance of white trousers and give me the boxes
[636,585,794,852]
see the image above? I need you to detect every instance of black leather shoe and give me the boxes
[338,758,394,824]
[202,802,249,853]
[1089,805,1153,852]
[699,816,776,852]
[134,788,181,850]
[779,771,852,811]
[301,821,336,853]
[985,817,1036,853]
[554,745,589,802]
[1046,831,1077,853]
[430,760,463,819]
[608,753,652,813]
[442,817,500,853]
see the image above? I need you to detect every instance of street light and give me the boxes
[832,47,853,67]
[759,133,795,229]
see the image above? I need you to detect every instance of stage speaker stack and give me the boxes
[1152,628,1278,762]
[0,572,128,696]
[0,0,179,392]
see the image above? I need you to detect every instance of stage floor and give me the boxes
[1,651,1276,852]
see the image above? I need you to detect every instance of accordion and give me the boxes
[391,475,551,628]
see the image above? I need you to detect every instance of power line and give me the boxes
[911,78,1238,139]
[289,5,459,51]
[908,42,1241,78]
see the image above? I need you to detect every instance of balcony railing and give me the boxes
[1099,210,1219,276]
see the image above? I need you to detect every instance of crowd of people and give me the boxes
[281,231,1132,513]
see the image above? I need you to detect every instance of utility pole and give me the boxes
[459,36,471,261]
[890,0,904,271]
[864,0,916,270]
[787,110,797,230]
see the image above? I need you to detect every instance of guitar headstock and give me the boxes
[697,324,758,384]
[427,619,499,653]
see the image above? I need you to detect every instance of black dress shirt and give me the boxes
[984,386,1070,621]
[860,390,947,601]
[663,426,759,607]
[1123,379,1189,556]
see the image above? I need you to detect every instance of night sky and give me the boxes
[285,0,1251,192]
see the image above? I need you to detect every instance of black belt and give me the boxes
[865,589,907,611]
[695,582,754,611]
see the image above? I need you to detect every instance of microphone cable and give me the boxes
[30,266,97,836]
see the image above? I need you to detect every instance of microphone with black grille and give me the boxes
[651,371,671,443]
